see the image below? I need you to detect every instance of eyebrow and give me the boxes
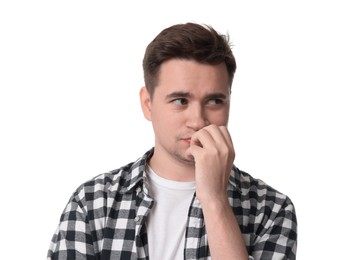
[205,93,228,100]
[165,91,228,101]
[165,91,192,100]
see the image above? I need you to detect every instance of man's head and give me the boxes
[143,23,236,98]
[140,23,236,167]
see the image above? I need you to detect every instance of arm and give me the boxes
[187,125,248,259]
[252,197,297,259]
[47,195,96,260]
[200,196,249,259]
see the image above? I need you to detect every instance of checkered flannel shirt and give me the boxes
[48,148,297,259]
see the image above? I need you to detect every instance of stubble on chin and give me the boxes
[173,132,196,165]
[173,150,195,165]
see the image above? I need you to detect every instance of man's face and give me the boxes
[140,59,231,165]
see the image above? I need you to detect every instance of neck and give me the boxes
[148,148,195,182]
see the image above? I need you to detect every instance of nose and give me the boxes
[186,104,209,131]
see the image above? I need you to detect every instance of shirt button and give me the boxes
[134,216,141,223]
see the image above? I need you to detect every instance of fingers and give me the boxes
[191,125,232,149]
[187,125,234,159]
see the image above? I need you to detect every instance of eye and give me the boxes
[172,98,188,106]
[207,99,223,105]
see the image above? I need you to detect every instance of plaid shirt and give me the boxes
[48,148,297,260]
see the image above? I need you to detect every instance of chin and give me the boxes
[173,151,195,165]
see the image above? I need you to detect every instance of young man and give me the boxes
[48,23,297,260]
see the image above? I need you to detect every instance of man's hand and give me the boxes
[186,124,248,259]
[186,124,234,204]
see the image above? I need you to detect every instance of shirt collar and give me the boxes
[118,148,242,194]
[118,148,154,194]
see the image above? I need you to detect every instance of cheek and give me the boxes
[208,110,229,125]
[151,111,173,133]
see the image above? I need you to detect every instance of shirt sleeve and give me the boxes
[251,197,297,260]
[47,195,96,260]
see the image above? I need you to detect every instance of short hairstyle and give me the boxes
[142,22,237,97]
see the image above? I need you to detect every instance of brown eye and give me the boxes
[173,98,188,105]
[208,99,223,105]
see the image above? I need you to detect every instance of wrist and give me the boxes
[198,193,230,212]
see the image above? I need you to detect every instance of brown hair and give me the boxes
[142,22,236,97]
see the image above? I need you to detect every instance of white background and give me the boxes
[1,1,347,259]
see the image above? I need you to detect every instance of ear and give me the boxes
[139,87,152,121]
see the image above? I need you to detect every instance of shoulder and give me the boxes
[231,166,293,205]
[230,166,296,222]
[231,167,297,256]
[69,149,153,210]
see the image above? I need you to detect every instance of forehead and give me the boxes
[155,59,230,96]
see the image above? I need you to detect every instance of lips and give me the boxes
[183,138,191,143]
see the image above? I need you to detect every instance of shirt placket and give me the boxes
[134,184,154,259]
[184,196,210,260]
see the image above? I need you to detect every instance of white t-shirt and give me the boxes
[145,165,196,260]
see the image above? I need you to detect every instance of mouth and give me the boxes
[183,138,191,144]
